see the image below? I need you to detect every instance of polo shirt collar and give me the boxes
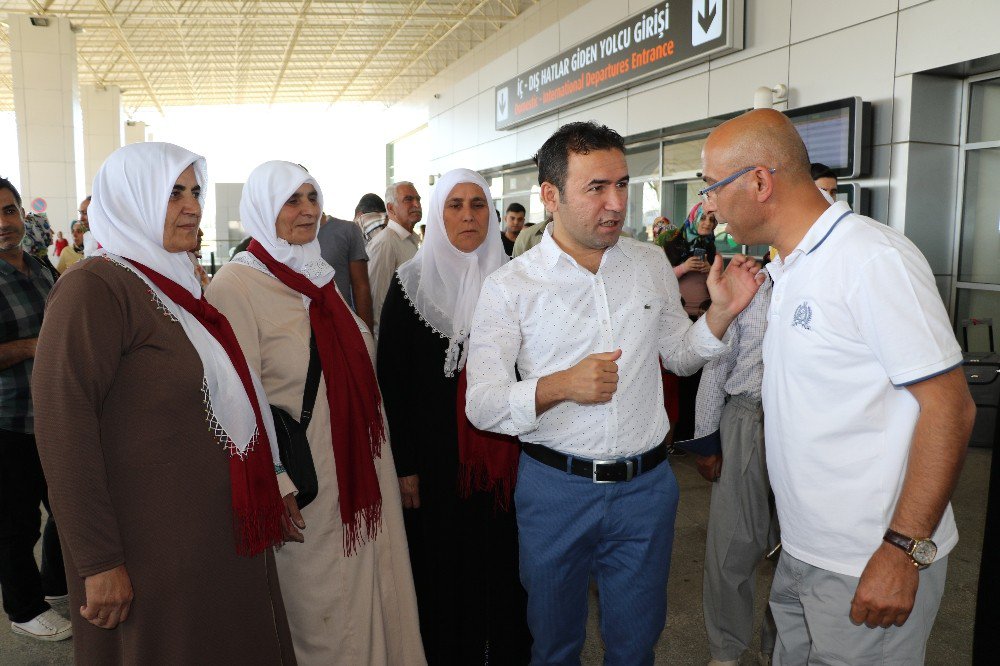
[803,201,852,256]
[767,202,851,281]
[386,219,411,239]
[537,224,628,271]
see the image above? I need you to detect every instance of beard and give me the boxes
[0,231,24,252]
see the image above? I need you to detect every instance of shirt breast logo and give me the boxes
[792,302,813,330]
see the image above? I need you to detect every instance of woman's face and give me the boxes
[443,182,490,253]
[275,182,320,245]
[697,211,718,236]
[162,165,202,253]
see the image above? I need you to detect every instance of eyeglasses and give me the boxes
[698,166,776,202]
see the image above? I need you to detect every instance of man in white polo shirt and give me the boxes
[700,109,976,664]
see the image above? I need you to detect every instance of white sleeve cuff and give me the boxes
[509,377,540,433]
[692,315,731,356]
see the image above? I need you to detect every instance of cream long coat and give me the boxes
[207,262,425,666]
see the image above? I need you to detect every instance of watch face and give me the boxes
[912,539,938,565]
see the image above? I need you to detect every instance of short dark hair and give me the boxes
[355,193,386,216]
[534,121,626,194]
[0,177,22,206]
[810,163,837,181]
[505,202,526,215]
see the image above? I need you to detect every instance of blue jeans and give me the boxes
[515,451,679,665]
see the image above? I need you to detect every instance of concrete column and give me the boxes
[8,14,82,234]
[80,84,122,195]
[124,121,147,145]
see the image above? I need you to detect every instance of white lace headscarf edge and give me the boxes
[396,168,508,376]
[88,141,277,461]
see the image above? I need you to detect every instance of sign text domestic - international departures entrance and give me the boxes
[495,0,744,130]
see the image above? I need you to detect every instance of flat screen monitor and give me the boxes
[785,97,872,179]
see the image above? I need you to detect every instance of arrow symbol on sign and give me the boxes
[499,93,507,115]
[698,0,717,33]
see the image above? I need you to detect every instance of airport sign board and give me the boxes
[495,0,744,130]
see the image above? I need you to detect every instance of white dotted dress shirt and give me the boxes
[466,228,728,459]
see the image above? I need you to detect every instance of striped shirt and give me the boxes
[0,252,54,433]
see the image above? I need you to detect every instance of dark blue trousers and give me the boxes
[515,451,679,665]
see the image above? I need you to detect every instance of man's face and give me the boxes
[814,176,838,201]
[504,211,525,236]
[700,144,765,246]
[548,149,628,252]
[78,198,90,224]
[0,189,26,253]
[71,222,85,246]
[388,184,422,230]
[162,165,203,253]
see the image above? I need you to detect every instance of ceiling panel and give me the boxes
[0,0,537,111]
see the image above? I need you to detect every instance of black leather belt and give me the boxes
[521,441,668,483]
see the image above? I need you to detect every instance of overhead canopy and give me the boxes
[0,0,537,112]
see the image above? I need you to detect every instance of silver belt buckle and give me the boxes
[592,458,633,483]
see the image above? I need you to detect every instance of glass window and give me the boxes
[958,148,1000,285]
[527,187,546,225]
[660,180,700,229]
[490,176,504,197]
[504,169,538,193]
[662,135,707,178]
[968,77,1000,144]
[954,288,1000,352]
[626,181,661,242]
[626,145,660,179]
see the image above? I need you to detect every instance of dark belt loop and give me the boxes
[565,455,573,475]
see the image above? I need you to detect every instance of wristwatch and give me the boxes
[883,528,937,568]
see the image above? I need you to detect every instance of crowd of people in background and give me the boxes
[0,111,976,666]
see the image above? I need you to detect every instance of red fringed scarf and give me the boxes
[129,259,284,557]
[248,241,383,554]
[456,368,520,510]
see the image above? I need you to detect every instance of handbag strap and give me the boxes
[299,331,322,428]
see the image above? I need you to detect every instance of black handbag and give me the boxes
[270,332,322,510]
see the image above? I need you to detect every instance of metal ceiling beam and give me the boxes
[93,0,165,113]
[328,0,428,104]
[373,0,491,98]
[2,8,512,22]
[268,0,311,104]
[0,0,535,108]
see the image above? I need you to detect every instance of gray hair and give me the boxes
[385,181,415,207]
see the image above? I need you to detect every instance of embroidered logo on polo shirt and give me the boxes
[792,302,813,330]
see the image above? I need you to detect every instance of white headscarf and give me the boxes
[89,142,276,459]
[90,142,207,298]
[234,160,333,287]
[397,168,508,376]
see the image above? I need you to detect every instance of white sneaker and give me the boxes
[43,594,68,604]
[11,609,72,641]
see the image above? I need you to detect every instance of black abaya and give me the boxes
[376,274,531,665]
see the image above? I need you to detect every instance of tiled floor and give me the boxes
[2,448,989,665]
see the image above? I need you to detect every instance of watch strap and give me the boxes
[883,528,916,555]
